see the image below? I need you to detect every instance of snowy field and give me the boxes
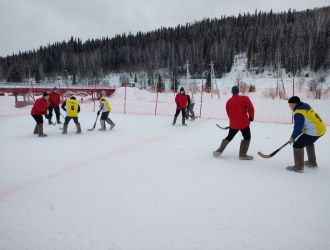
[1,97,330,250]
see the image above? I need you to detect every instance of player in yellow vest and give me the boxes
[287,96,326,173]
[61,96,81,134]
[96,92,116,131]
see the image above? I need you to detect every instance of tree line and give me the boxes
[1,6,329,84]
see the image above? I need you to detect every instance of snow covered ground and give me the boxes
[1,96,330,250]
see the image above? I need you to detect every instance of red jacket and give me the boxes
[49,92,61,106]
[31,97,49,116]
[175,93,188,110]
[226,95,254,129]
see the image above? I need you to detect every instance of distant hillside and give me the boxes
[0,6,329,84]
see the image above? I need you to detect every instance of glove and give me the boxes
[249,117,254,122]
[45,114,50,119]
[97,110,100,116]
[289,138,295,144]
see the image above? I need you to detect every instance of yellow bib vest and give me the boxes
[294,108,326,136]
[66,99,79,117]
[99,96,111,112]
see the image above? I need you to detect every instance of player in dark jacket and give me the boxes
[185,93,196,120]
[213,85,255,159]
[31,92,49,137]
[172,87,188,126]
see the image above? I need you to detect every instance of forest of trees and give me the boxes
[0,6,329,84]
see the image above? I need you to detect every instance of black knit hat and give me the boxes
[180,87,185,92]
[231,85,239,95]
[288,96,300,104]
[43,92,49,97]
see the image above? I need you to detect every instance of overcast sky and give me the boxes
[1,0,329,57]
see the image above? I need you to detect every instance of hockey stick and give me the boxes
[48,119,56,126]
[87,112,100,131]
[216,123,229,130]
[257,141,291,159]
[45,114,56,126]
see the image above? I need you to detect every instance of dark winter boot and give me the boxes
[182,116,187,126]
[106,118,116,130]
[99,120,106,131]
[75,123,81,134]
[62,124,68,134]
[48,119,52,125]
[37,124,47,137]
[286,148,304,173]
[57,119,62,124]
[239,140,253,160]
[305,144,317,168]
[33,124,38,134]
[172,116,177,126]
[213,139,229,157]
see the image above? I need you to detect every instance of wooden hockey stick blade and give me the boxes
[257,151,272,158]
[216,124,229,130]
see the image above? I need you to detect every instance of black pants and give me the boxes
[174,109,186,118]
[48,106,60,121]
[100,112,110,120]
[32,115,43,124]
[293,134,320,149]
[64,116,79,125]
[225,126,251,142]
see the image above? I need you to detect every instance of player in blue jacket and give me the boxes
[286,96,326,173]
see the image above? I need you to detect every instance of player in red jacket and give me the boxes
[31,92,49,137]
[213,85,255,160]
[48,87,62,124]
[172,87,188,126]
